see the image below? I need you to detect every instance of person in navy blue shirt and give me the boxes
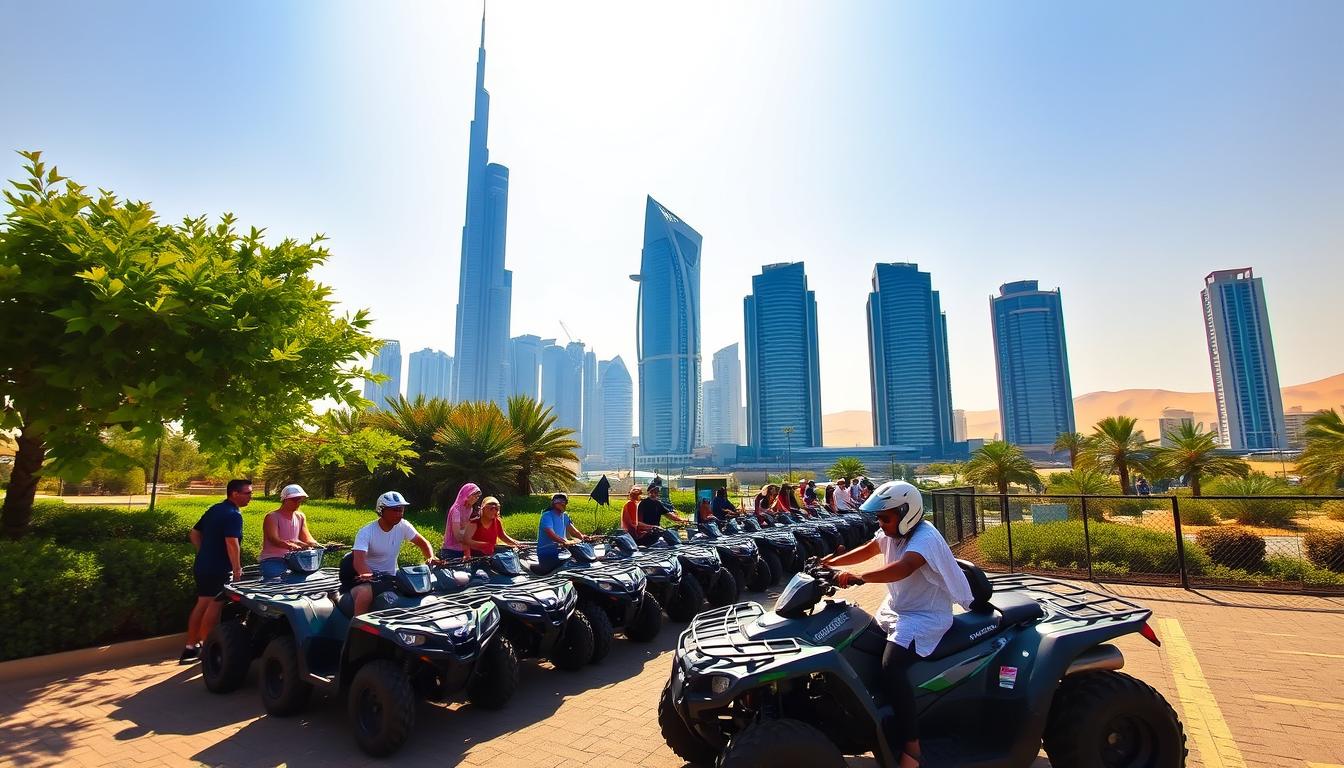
[181,479,250,664]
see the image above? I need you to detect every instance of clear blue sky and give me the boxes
[3,1,1341,417]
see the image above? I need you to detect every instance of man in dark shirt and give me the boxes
[181,479,250,664]
[633,484,687,546]
[710,487,737,520]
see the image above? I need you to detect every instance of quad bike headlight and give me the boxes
[397,631,426,646]
[505,600,531,613]
[709,675,732,695]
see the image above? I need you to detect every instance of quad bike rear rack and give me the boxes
[226,568,344,601]
[988,573,1149,624]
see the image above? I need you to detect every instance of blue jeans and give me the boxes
[260,558,288,580]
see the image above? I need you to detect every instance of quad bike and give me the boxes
[686,521,775,593]
[593,532,707,622]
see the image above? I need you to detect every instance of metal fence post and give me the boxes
[1170,495,1191,590]
[1001,491,1014,573]
[1080,495,1094,581]
[954,494,964,544]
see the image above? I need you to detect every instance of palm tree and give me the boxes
[1298,408,1344,492]
[430,401,522,504]
[1048,466,1120,495]
[505,395,580,496]
[1084,416,1153,495]
[1154,422,1248,496]
[827,457,868,482]
[963,441,1042,495]
[366,396,456,505]
[1052,431,1090,469]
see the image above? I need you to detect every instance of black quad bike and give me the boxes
[640,527,741,608]
[432,548,596,671]
[201,547,518,756]
[686,521,775,593]
[746,512,830,562]
[720,515,803,579]
[660,560,1185,767]
[595,533,708,622]
[518,540,663,662]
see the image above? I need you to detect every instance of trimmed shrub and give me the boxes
[1304,531,1344,573]
[1178,499,1219,526]
[1265,555,1344,587]
[30,505,192,545]
[1321,500,1344,522]
[96,540,197,638]
[1195,526,1266,571]
[1218,497,1298,528]
[978,520,1210,576]
[0,541,107,661]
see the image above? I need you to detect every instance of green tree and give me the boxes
[0,152,379,537]
[1052,431,1090,469]
[963,441,1042,495]
[827,457,868,481]
[505,395,579,496]
[429,401,522,504]
[1153,422,1248,496]
[1048,466,1121,495]
[1083,416,1153,495]
[1298,409,1344,492]
[364,396,456,505]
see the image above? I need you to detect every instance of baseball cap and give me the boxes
[280,484,308,501]
[551,492,569,504]
[482,496,500,507]
[376,491,409,511]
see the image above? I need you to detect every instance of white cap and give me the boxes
[376,490,410,511]
[280,484,308,500]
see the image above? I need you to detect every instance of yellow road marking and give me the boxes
[1253,695,1344,713]
[1157,618,1248,768]
[1305,763,1344,768]
[1275,650,1344,660]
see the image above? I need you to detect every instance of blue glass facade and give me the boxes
[991,280,1075,446]
[866,264,954,457]
[1201,268,1286,450]
[633,197,701,455]
[407,348,453,402]
[508,334,549,401]
[744,263,822,455]
[452,17,512,406]
[599,356,633,466]
[364,340,402,409]
[541,342,583,437]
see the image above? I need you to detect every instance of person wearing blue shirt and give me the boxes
[535,493,590,572]
[710,487,737,520]
[182,479,250,664]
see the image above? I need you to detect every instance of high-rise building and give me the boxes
[632,196,701,457]
[866,263,954,456]
[363,340,403,409]
[541,342,583,439]
[1201,268,1286,450]
[1283,406,1314,450]
[509,335,549,401]
[1158,408,1196,446]
[703,344,743,446]
[991,280,1076,447]
[599,357,634,467]
[452,15,512,406]
[582,350,601,463]
[744,263,822,455]
[952,409,968,443]
[407,348,453,402]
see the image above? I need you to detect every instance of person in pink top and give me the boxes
[440,482,482,560]
[259,484,320,579]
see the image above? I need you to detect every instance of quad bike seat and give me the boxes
[519,555,562,576]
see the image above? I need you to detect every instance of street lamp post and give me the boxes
[782,425,795,482]
[631,441,639,491]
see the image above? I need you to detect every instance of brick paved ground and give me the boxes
[2,570,1342,768]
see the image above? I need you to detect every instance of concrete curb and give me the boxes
[0,632,186,685]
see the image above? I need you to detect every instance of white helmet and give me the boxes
[375,490,409,512]
[860,480,924,535]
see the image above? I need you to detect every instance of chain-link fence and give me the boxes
[930,492,1344,594]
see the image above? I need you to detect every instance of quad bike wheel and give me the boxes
[1043,670,1187,768]
[658,679,716,766]
[580,600,614,663]
[260,634,312,715]
[549,609,596,671]
[759,549,783,586]
[466,635,519,710]
[665,574,707,622]
[348,659,416,757]
[624,592,664,642]
[706,569,738,608]
[719,717,846,768]
[746,556,773,592]
[201,620,252,694]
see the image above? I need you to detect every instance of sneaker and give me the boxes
[178,646,199,665]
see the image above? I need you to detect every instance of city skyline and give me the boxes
[5,3,1342,418]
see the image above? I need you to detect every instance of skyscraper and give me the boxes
[509,334,549,401]
[582,350,601,463]
[703,344,743,446]
[1201,268,1286,450]
[866,263,954,456]
[452,14,512,406]
[632,196,701,456]
[599,357,633,467]
[952,409,968,443]
[744,263,822,455]
[407,348,453,402]
[541,341,583,438]
[990,280,1076,447]
[1158,408,1195,447]
[363,340,403,409]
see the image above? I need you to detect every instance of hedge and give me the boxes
[1304,531,1344,572]
[1195,527,1266,571]
[977,520,1211,575]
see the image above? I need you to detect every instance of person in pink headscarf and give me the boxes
[440,482,482,560]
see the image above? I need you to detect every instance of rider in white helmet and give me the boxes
[821,480,973,768]
[344,491,438,615]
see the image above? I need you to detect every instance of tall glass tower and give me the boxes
[407,348,453,402]
[599,357,633,467]
[582,350,601,463]
[509,334,549,401]
[452,13,512,406]
[866,263,954,456]
[632,196,701,456]
[1201,268,1286,450]
[364,340,403,410]
[704,344,743,446]
[541,342,583,437]
[744,263,822,455]
[991,280,1075,446]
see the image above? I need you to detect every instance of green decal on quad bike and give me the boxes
[917,648,997,693]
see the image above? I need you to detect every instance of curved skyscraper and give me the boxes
[452,14,512,406]
[633,196,701,457]
[991,280,1075,447]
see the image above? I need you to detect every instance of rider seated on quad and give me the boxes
[344,491,439,615]
[710,487,738,520]
[775,484,808,517]
[259,484,321,579]
[463,496,521,555]
[537,493,592,569]
[629,484,687,546]
[821,480,974,768]
[753,484,779,523]
[696,498,715,524]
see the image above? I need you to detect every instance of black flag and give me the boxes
[589,475,612,506]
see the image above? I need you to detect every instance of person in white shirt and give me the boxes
[345,491,437,615]
[833,478,858,511]
[822,480,972,768]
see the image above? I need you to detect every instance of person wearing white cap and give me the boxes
[258,484,320,579]
[345,491,437,615]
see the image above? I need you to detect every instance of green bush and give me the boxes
[1304,531,1344,572]
[978,520,1210,576]
[29,505,193,545]
[1218,497,1298,528]
[1320,500,1344,522]
[1264,555,1344,587]
[1195,526,1266,570]
[95,540,196,638]
[0,541,107,661]
[1178,499,1219,526]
